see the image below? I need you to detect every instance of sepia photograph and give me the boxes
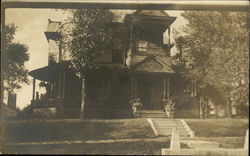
[1,0,249,155]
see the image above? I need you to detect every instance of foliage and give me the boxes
[60,9,117,119]
[130,98,143,113]
[173,11,249,115]
[162,98,175,112]
[60,9,117,75]
[2,24,30,92]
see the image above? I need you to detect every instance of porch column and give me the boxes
[50,83,54,98]
[134,74,137,99]
[58,71,62,97]
[163,74,167,99]
[130,73,135,99]
[62,71,66,98]
[167,76,170,99]
[32,78,36,100]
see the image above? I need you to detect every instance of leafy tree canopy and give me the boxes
[2,24,30,92]
[173,11,248,107]
[61,9,117,76]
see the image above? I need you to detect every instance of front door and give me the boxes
[150,81,163,109]
[138,74,163,110]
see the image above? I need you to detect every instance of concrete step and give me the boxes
[141,117,167,118]
[150,119,192,138]
[158,131,189,134]
[140,115,167,118]
[141,112,166,114]
[159,128,187,133]
[140,111,165,114]
[153,120,182,122]
[153,120,182,123]
[140,114,167,116]
[154,122,183,125]
[141,115,167,117]
[155,125,184,128]
[154,124,184,127]
[159,133,189,136]
[158,131,188,135]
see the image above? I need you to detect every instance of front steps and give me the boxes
[135,110,193,137]
[137,110,168,118]
[151,119,191,137]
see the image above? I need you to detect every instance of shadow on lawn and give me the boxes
[3,119,156,143]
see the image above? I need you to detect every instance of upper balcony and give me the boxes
[134,40,173,56]
[136,46,168,56]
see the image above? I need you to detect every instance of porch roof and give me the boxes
[29,61,128,81]
[130,55,175,73]
[29,61,71,82]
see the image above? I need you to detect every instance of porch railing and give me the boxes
[31,98,59,108]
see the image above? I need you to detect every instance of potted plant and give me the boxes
[130,98,143,117]
[162,98,175,118]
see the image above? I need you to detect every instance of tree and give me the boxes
[61,9,117,119]
[2,24,29,92]
[174,11,248,117]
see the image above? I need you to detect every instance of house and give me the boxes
[28,10,208,119]
[2,93,18,118]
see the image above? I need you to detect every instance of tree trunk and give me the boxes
[80,76,86,119]
[199,97,205,119]
[240,102,244,118]
[215,104,219,118]
[206,99,210,118]
[227,99,232,118]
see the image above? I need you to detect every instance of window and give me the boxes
[112,34,123,63]
[136,40,148,52]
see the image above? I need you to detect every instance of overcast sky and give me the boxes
[5,9,186,109]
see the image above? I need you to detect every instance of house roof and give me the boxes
[29,61,128,81]
[123,10,177,30]
[132,10,170,17]
[46,19,61,32]
[130,55,175,73]
[29,61,71,82]
[44,19,61,42]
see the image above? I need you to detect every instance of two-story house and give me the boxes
[28,10,185,119]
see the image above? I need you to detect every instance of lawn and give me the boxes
[186,118,249,137]
[4,138,170,154]
[3,119,156,143]
[2,119,166,154]
[185,118,248,149]
[2,118,248,154]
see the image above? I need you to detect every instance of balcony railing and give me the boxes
[136,46,168,55]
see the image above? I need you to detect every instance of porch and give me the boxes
[28,61,82,118]
[130,73,171,111]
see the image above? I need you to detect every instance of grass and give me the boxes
[4,138,191,154]
[3,119,156,143]
[198,137,245,149]
[4,139,168,154]
[2,118,248,154]
[186,118,249,137]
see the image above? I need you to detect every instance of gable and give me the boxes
[135,58,164,72]
[133,10,169,17]
[132,56,175,73]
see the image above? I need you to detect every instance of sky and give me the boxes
[5,9,186,109]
